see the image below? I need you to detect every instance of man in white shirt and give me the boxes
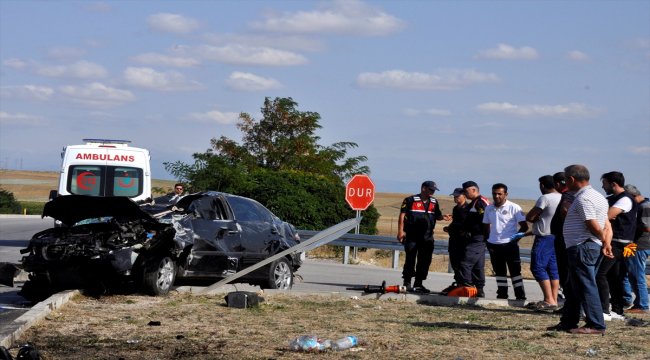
[526,175,562,310]
[483,183,529,300]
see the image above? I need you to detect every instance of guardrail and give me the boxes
[298,231,650,276]
[298,230,533,270]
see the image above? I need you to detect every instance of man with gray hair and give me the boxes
[547,164,612,334]
[622,184,650,314]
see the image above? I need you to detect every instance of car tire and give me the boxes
[263,257,293,290]
[142,256,176,296]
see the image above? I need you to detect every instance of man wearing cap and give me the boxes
[439,188,469,295]
[443,188,469,275]
[397,181,444,293]
[622,184,649,314]
[451,181,490,297]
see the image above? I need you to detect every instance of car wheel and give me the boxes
[264,257,293,290]
[142,256,176,296]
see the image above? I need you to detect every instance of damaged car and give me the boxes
[19,192,302,299]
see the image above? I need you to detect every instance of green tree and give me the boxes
[0,188,22,214]
[165,97,377,233]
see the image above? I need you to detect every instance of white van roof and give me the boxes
[82,138,132,147]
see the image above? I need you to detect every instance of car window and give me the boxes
[111,167,143,197]
[227,196,271,222]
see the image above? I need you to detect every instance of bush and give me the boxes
[0,188,22,214]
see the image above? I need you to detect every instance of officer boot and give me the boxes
[512,275,526,300]
[496,276,509,299]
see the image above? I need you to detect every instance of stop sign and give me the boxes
[345,174,375,210]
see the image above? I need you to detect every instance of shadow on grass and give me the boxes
[412,321,506,331]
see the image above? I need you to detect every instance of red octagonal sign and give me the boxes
[345,174,375,210]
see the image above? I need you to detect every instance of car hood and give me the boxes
[43,195,157,227]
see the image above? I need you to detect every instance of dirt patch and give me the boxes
[12,291,650,359]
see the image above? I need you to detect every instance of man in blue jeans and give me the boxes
[623,184,650,314]
[547,164,613,335]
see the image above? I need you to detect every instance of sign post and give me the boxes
[345,175,376,262]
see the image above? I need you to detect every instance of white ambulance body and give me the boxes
[55,139,152,203]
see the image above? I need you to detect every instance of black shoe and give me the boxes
[440,282,457,295]
[546,323,576,332]
[412,285,431,293]
[516,296,527,301]
[496,294,508,299]
[403,279,412,288]
[476,288,485,298]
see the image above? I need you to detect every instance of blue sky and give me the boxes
[1,0,649,200]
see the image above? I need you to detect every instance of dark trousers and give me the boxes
[402,239,434,282]
[455,237,485,288]
[554,234,568,290]
[487,242,526,299]
[596,241,627,314]
[448,235,465,273]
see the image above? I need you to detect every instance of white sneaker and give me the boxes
[602,313,612,321]
[609,312,625,321]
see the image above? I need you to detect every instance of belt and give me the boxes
[612,238,632,244]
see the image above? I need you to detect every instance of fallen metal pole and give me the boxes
[200,217,361,294]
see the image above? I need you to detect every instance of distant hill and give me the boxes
[0,169,177,202]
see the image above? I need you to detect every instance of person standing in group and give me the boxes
[526,175,562,310]
[550,172,573,298]
[623,184,650,314]
[482,183,529,300]
[446,181,490,297]
[440,188,469,294]
[597,171,637,320]
[548,164,612,335]
[397,181,444,293]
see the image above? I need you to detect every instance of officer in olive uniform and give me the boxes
[397,181,444,293]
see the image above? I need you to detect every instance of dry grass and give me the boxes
[11,291,650,359]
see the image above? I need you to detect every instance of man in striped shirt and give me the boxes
[548,164,613,335]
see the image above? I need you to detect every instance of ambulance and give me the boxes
[51,139,152,203]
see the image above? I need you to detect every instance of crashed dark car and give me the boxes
[20,192,302,298]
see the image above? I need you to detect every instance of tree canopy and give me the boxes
[165,97,378,233]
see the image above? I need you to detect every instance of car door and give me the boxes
[225,195,282,269]
[184,194,243,276]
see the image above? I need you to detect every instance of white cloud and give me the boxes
[203,32,325,52]
[403,107,451,117]
[197,44,307,66]
[476,43,539,60]
[567,50,590,62]
[48,47,86,60]
[476,102,602,118]
[251,0,404,36]
[0,85,54,101]
[147,13,199,34]
[226,72,282,92]
[0,112,44,126]
[357,69,499,90]
[123,67,203,91]
[187,108,240,125]
[58,82,135,107]
[131,52,200,67]
[3,58,28,69]
[628,146,650,154]
[36,60,108,79]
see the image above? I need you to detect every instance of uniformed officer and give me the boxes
[397,181,444,293]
